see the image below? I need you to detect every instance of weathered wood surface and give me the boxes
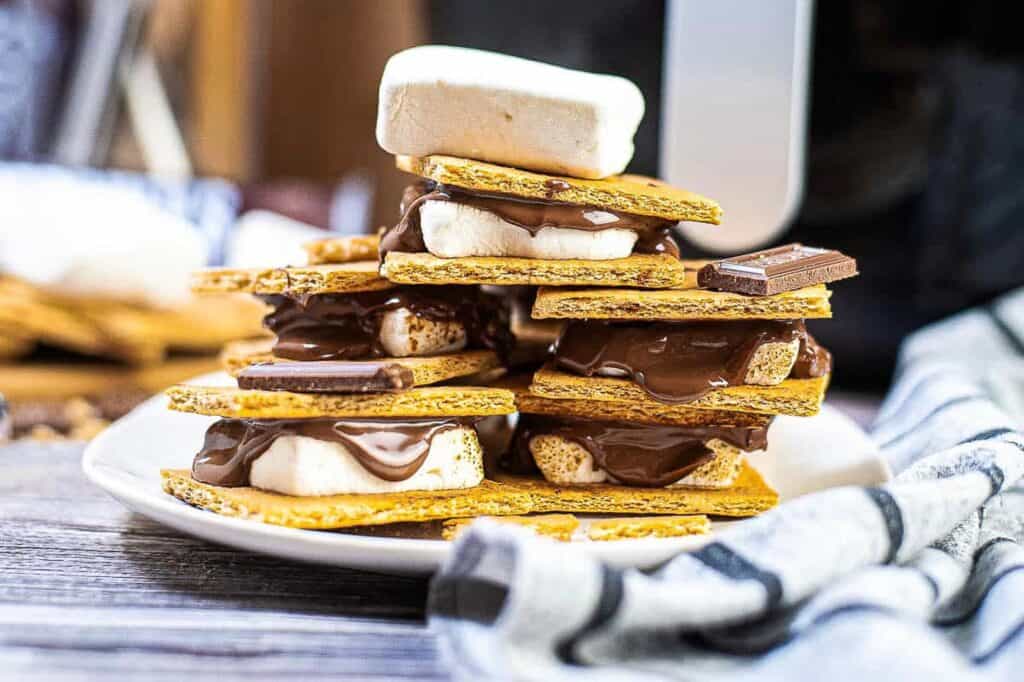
[0,443,447,681]
[0,395,879,680]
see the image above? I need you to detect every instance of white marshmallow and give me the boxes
[419,201,638,260]
[0,164,206,307]
[249,426,483,496]
[378,307,467,357]
[376,46,645,179]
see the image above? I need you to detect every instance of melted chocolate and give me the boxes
[380,181,680,258]
[259,286,512,362]
[553,319,831,405]
[509,415,770,487]
[192,417,477,487]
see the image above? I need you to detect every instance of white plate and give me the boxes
[82,373,891,575]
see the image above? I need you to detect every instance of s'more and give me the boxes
[162,45,859,541]
[307,46,721,289]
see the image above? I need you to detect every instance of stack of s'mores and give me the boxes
[162,46,854,541]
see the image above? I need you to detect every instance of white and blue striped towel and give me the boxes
[428,289,1024,681]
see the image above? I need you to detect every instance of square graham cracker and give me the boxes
[166,384,517,418]
[397,154,722,224]
[587,515,711,541]
[381,252,688,288]
[531,284,832,320]
[160,461,776,530]
[304,234,381,265]
[442,514,580,541]
[219,339,503,388]
[530,365,828,417]
[191,262,392,295]
[511,381,773,428]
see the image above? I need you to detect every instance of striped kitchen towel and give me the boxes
[428,288,1024,681]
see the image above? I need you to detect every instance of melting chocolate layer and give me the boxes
[192,417,477,487]
[509,415,770,487]
[380,181,680,258]
[259,286,512,362]
[553,319,831,405]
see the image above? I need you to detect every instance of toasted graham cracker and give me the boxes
[587,515,711,541]
[530,365,828,417]
[532,284,832,320]
[166,384,517,418]
[513,384,773,428]
[397,154,722,224]
[162,471,535,529]
[528,435,745,489]
[220,338,503,386]
[381,252,688,289]
[305,234,381,265]
[0,287,114,359]
[0,278,263,364]
[161,460,775,529]
[441,514,579,541]
[504,462,776,517]
[191,262,392,295]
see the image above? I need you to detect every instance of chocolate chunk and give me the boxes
[237,361,415,393]
[698,243,858,296]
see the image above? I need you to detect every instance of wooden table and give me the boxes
[0,395,879,680]
[0,442,447,680]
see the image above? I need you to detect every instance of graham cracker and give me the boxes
[0,288,114,359]
[587,515,711,541]
[396,154,723,224]
[380,252,688,288]
[0,278,264,364]
[162,471,535,530]
[0,356,220,401]
[166,384,517,418]
[304,234,381,265]
[441,514,579,542]
[532,284,833,320]
[160,460,776,529]
[501,461,776,517]
[191,262,392,295]
[530,365,829,417]
[220,338,503,387]
[514,385,773,428]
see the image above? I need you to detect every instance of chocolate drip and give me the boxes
[380,181,680,258]
[259,286,512,362]
[509,415,770,487]
[553,319,831,405]
[192,417,476,487]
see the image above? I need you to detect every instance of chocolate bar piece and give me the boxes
[698,243,857,296]
[237,361,415,393]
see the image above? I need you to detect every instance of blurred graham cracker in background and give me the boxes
[0,276,265,365]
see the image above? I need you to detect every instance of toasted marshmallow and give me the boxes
[419,201,638,260]
[378,307,467,357]
[249,426,484,496]
[528,435,751,489]
[376,46,644,179]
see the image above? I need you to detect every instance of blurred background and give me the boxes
[2,0,1022,437]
